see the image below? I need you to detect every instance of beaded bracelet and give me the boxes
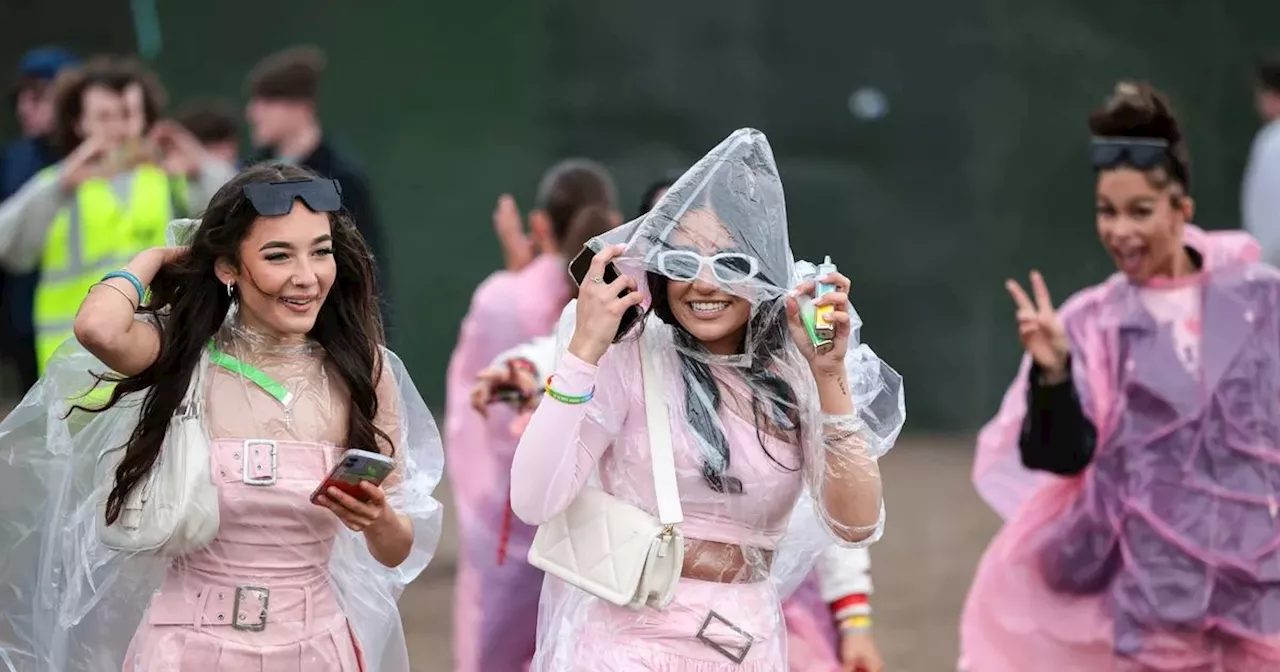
[544,375,594,405]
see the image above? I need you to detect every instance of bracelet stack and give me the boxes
[544,375,593,405]
[832,593,872,633]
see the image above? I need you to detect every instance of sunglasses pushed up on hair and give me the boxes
[1090,137,1170,171]
[243,178,344,216]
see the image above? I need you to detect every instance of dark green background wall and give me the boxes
[5,1,1280,430]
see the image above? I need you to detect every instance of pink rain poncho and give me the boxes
[509,128,904,670]
[444,253,571,671]
[962,225,1280,670]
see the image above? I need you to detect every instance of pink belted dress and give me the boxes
[123,335,407,671]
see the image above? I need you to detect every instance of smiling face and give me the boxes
[661,208,756,355]
[217,201,337,339]
[1095,166,1194,283]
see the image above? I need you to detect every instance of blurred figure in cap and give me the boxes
[4,45,78,193]
[0,45,78,393]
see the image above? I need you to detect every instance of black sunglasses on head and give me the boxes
[1090,137,1170,171]
[243,178,344,216]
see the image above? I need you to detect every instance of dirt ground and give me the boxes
[401,435,1001,671]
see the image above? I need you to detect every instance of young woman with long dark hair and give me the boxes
[0,162,443,671]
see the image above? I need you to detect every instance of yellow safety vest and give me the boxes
[33,165,188,372]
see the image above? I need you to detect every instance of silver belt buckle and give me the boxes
[695,610,754,664]
[231,585,270,632]
[241,440,278,486]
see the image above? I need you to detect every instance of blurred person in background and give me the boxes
[244,45,391,329]
[176,97,241,168]
[472,175,680,418]
[445,159,619,672]
[963,82,1280,670]
[1243,50,1280,265]
[0,55,234,374]
[480,174,885,672]
[0,45,78,392]
[2,46,78,193]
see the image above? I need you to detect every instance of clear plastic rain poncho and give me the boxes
[0,224,444,671]
[509,128,904,669]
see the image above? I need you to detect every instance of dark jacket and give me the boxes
[0,136,57,388]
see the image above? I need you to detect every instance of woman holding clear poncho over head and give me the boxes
[0,162,444,671]
[510,128,904,670]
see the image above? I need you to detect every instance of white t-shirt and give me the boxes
[1243,119,1280,266]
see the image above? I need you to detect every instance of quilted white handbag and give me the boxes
[95,350,220,556]
[527,333,685,610]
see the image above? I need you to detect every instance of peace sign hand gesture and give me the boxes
[1005,270,1070,383]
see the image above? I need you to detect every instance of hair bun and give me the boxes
[1088,80,1183,145]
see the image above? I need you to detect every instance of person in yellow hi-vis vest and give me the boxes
[0,55,234,374]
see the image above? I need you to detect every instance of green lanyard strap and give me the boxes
[207,341,294,406]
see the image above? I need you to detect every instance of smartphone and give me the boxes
[489,384,530,406]
[568,245,643,340]
[310,449,396,504]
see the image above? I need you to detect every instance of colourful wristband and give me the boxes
[544,375,593,405]
[830,593,871,622]
[839,614,872,632]
[102,270,145,304]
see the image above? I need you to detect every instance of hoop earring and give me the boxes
[226,282,234,298]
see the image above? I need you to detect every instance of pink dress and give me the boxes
[444,253,571,672]
[123,336,405,671]
[781,573,841,671]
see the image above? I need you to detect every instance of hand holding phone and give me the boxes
[567,244,647,364]
[310,449,396,505]
[312,449,397,533]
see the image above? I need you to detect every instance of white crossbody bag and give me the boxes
[527,334,685,610]
[95,350,220,556]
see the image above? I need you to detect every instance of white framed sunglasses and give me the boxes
[657,249,759,284]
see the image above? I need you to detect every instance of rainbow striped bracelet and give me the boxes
[544,375,594,405]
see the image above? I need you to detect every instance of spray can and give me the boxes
[814,256,838,340]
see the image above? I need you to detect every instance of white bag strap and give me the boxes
[177,349,209,418]
[639,332,683,525]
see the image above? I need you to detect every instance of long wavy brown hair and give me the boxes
[78,162,389,525]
